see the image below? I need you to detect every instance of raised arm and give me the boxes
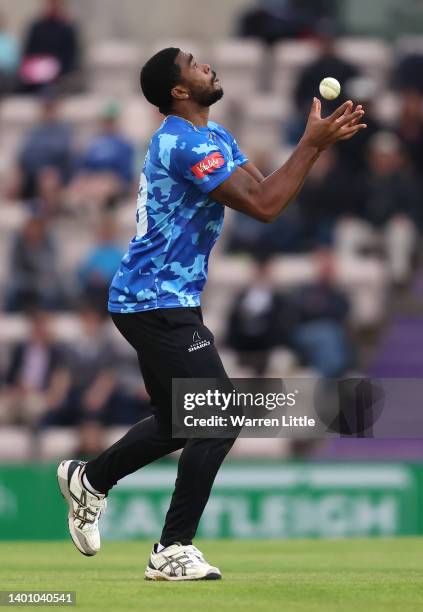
[211,98,366,223]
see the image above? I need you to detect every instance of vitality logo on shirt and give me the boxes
[191,152,225,179]
[188,330,211,352]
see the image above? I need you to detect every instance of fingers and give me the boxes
[343,105,364,128]
[335,109,365,129]
[310,97,321,119]
[328,100,353,120]
[337,123,367,140]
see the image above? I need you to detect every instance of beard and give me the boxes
[194,82,224,107]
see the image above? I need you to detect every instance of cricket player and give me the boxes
[57,47,366,580]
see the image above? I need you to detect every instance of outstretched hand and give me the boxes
[301,97,367,151]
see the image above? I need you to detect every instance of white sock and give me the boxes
[157,543,165,552]
[82,472,103,496]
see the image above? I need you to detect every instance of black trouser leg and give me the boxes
[85,307,237,543]
[84,413,185,494]
[160,437,235,546]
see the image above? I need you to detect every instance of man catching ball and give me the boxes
[57,47,366,581]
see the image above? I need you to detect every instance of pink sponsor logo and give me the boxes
[191,152,225,179]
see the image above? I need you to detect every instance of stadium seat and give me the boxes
[209,39,266,98]
[336,37,392,87]
[272,255,318,286]
[372,91,401,127]
[150,40,205,60]
[38,427,78,460]
[230,437,291,458]
[87,41,144,95]
[395,35,423,56]
[61,96,109,146]
[0,97,39,157]
[120,98,159,143]
[0,427,32,461]
[336,255,388,328]
[239,94,291,151]
[273,40,317,97]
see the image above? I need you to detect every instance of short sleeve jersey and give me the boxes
[108,115,248,313]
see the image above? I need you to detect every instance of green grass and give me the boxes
[1,539,423,612]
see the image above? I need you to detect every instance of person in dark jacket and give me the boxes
[225,255,298,375]
[2,309,68,425]
[18,0,79,92]
[291,249,353,377]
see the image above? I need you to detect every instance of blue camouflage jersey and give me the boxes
[108,115,248,313]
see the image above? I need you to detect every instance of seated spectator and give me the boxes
[226,205,304,256]
[7,90,74,200]
[238,0,311,46]
[396,89,423,178]
[296,148,362,248]
[393,52,423,95]
[287,20,359,144]
[335,76,382,172]
[291,250,353,377]
[78,215,124,307]
[1,309,68,426]
[225,256,298,375]
[0,12,19,96]
[18,0,80,93]
[26,166,66,219]
[39,304,143,457]
[226,150,305,255]
[67,101,135,210]
[5,211,67,312]
[346,132,421,285]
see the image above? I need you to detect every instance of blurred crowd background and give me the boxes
[1,0,423,462]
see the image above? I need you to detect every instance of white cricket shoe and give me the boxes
[57,459,107,557]
[145,543,222,581]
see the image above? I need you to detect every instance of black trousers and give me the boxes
[85,306,236,546]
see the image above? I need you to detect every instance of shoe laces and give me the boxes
[77,497,107,531]
[74,475,107,530]
[184,545,206,564]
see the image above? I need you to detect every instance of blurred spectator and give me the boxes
[5,212,67,312]
[396,89,423,178]
[238,1,337,46]
[67,101,135,210]
[226,204,304,256]
[336,132,421,286]
[294,22,359,113]
[335,77,382,171]
[393,52,423,95]
[226,150,305,255]
[77,215,124,306]
[0,12,19,95]
[26,166,66,219]
[287,21,359,144]
[291,250,353,377]
[39,304,142,457]
[362,132,420,283]
[225,256,298,375]
[7,91,74,200]
[239,0,310,46]
[296,148,361,248]
[1,309,68,426]
[18,0,80,93]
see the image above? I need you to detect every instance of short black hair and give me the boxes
[140,47,181,115]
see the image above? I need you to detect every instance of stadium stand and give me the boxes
[1,9,423,462]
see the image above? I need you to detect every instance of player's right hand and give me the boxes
[301,98,367,152]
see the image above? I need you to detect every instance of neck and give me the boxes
[168,106,209,127]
